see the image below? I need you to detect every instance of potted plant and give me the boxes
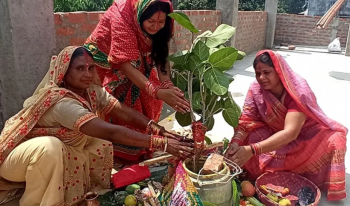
[168,12,245,171]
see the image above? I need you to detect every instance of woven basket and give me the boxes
[255,172,321,206]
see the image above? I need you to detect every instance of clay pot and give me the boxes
[85,192,100,206]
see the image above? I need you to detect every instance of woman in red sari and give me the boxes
[225,50,347,201]
[84,0,189,161]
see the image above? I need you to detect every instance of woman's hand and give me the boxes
[166,138,194,160]
[157,88,190,113]
[224,143,240,158]
[159,127,193,142]
[227,146,253,167]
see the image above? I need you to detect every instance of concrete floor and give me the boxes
[3,49,350,206]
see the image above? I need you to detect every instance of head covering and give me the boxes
[0,46,98,164]
[102,0,173,67]
[238,50,347,134]
[24,46,100,108]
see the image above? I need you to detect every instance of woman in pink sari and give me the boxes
[225,50,347,201]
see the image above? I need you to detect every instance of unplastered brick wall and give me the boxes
[54,10,221,53]
[235,11,267,54]
[275,13,350,47]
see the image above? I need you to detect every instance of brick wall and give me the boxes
[172,10,221,52]
[54,10,269,55]
[235,11,267,54]
[55,12,104,52]
[54,10,221,53]
[275,13,350,47]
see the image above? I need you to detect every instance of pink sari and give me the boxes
[238,50,347,201]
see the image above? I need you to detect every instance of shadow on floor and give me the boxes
[159,103,175,121]
[329,71,350,82]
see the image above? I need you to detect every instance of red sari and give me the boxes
[237,50,347,201]
[84,0,173,161]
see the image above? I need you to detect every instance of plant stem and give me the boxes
[200,74,206,123]
[187,71,195,122]
[205,100,218,125]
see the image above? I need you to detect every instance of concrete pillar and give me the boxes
[265,0,278,48]
[345,24,350,56]
[0,0,56,129]
[216,0,239,47]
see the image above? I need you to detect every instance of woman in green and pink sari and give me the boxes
[225,50,347,201]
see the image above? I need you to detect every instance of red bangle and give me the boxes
[250,144,256,155]
[145,81,160,99]
[160,80,174,89]
[250,143,262,155]
[231,138,243,146]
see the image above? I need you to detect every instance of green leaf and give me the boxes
[209,48,219,55]
[175,112,192,127]
[224,93,241,116]
[223,138,230,150]
[205,90,215,105]
[203,69,230,95]
[193,41,210,61]
[222,94,241,127]
[213,99,224,114]
[189,54,202,72]
[192,92,202,111]
[222,108,239,127]
[206,24,236,48]
[205,94,224,114]
[171,72,187,91]
[168,12,199,33]
[237,51,246,60]
[205,136,212,145]
[196,30,212,39]
[203,201,218,206]
[209,47,238,71]
[194,62,206,78]
[188,53,206,77]
[184,92,189,100]
[192,79,201,93]
[204,117,215,131]
[232,179,240,206]
[168,50,189,65]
